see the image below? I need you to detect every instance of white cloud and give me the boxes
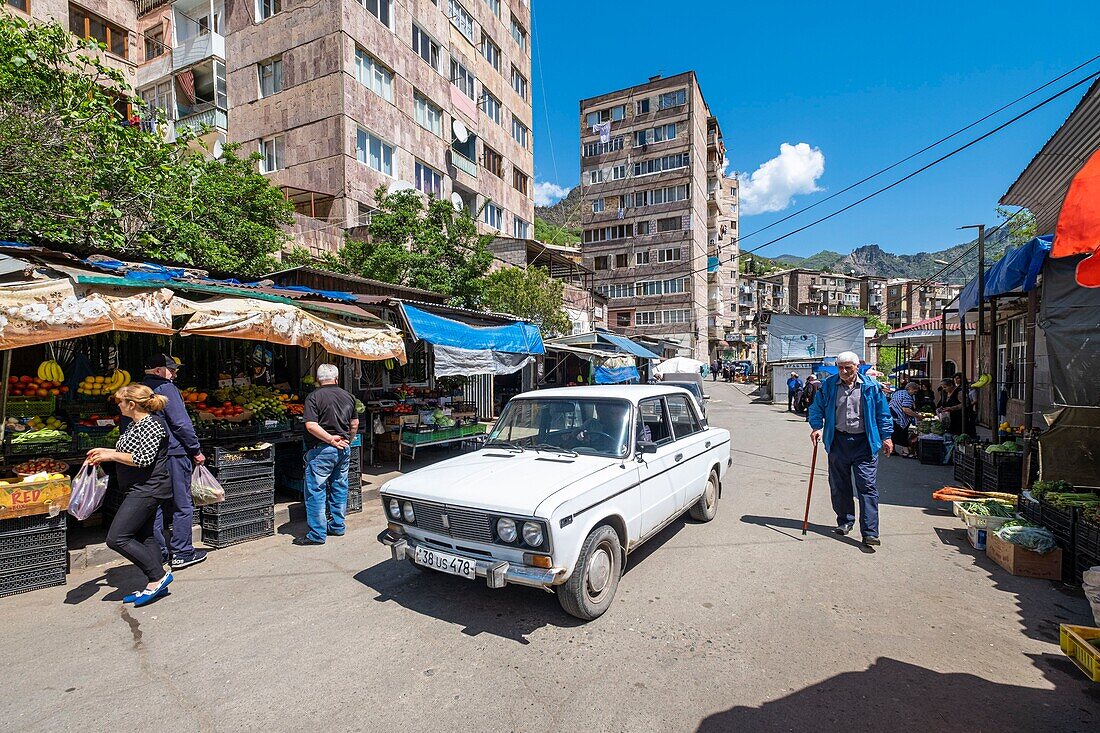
[534,181,570,207]
[738,142,825,216]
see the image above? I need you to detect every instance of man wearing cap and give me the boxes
[141,354,207,568]
[808,351,894,547]
[786,372,803,412]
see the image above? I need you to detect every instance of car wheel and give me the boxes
[689,470,719,522]
[556,525,622,621]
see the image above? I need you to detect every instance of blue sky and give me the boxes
[529,1,1100,258]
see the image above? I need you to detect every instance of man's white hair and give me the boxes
[836,351,860,366]
[316,363,340,383]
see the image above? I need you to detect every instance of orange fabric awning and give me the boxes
[1052,148,1100,287]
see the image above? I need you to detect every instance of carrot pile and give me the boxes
[932,486,1018,503]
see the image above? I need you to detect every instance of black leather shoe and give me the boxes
[292,536,325,546]
[834,523,854,536]
[862,536,881,546]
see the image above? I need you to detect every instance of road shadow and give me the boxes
[696,657,1098,732]
[622,516,689,573]
[353,558,584,645]
[63,564,148,605]
[739,514,873,551]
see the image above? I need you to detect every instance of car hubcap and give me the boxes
[587,545,612,596]
[705,478,717,509]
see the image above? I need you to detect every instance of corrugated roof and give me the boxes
[1000,77,1100,236]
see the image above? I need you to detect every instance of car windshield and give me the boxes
[486,398,633,458]
[666,382,702,402]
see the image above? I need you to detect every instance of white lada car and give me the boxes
[377,386,732,620]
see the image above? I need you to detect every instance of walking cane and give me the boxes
[801,440,820,536]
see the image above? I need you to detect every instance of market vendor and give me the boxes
[127,354,208,570]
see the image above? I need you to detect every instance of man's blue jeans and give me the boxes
[827,432,880,538]
[304,445,351,544]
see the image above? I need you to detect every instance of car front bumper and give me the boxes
[378,529,567,590]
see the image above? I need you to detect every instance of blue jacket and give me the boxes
[808,372,894,454]
[786,377,803,391]
[121,375,201,457]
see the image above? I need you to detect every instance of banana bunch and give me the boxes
[971,373,992,389]
[106,369,132,391]
[36,360,64,382]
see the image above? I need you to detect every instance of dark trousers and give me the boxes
[153,455,195,559]
[788,393,797,411]
[828,432,880,538]
[107,494,167,583]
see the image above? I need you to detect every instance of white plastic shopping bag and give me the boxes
[68,461,109,520]
[191,464,225,507]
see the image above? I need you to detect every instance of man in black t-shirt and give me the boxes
[295,364,359,546]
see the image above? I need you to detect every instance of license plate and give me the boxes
[414,546,476,580]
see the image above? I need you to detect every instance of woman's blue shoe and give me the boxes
[123,589,149,604]
[133,572,173,607]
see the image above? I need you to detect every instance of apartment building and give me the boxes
[579,72,739,361]
[736,273,787,364]
[707,161,739,356]
[885,278,962,328]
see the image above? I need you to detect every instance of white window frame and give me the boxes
[415,160,443,197]
[356,128,394,176]
[257,0,280,21]
[482,90,502,124]
[591,199,604,213]
[355,49,393,102]
[657,247,681,263]
[658,89,687,109]
[612,164,626,180]
[582,137,624,157]
[482,202,503,230]
[484,0,500,17]
[513,217,530,239]
[358,0,392,27]
[588,169,603,185]
[510,65,528,100]
[413,92,443,135]
[258,56,283,98]
[259,135,284,173]
[451,57,476,101]
[635,311,656,326]
[511,116,529,148]
[635,250,650,265]
[412,24,441,71]
[448,0,475,42]
[509,15,526,51]
[481,32,501,72]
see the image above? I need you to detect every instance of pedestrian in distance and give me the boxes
[798,374,821,414]
[711,359,721,382]
[808,351,894,547]
[889,381,922,458]
[127,354,207,570]
[88,385,175,607]
[296,363,359,546]
[786,372,804,412]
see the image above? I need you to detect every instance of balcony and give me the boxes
[450,150,478,178]
[173,31,225,71]
[176,103,227,135]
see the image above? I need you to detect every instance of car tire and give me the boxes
[689,470,719,522]
[556,525,622,621]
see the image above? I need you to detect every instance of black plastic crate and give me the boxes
[0,527,66,554]
[202,490,274,516]
[208,443,275,468]
[4,437,72,456]
[208,461,275,483]
[917,438,945,465]
[201,504,273,531]
[1073,548,1100,584]
[952,444,982,489]
[1018,493,1042,525]
[0,512,66,536]
[0,563,67,598]
[347,488,363,514]
[217,474,275,497]
[1075,513,1100,557]
[1040,501,1076,547]
[0,544,67,574]
[201,516,275,548]
[980,451,1023,493]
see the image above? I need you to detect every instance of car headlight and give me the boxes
[496,517,517,542]
[388,498,401,519]
[522,521,544,547]
[402,501,415,524]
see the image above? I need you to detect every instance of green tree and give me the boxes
[534,216,580,246]
[995,206,1037,248]
[337,188,492,307]
[480,265,571,336]
[0,14,292,275]
[838,307,889,337]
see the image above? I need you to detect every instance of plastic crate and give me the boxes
[208,443,275,468]
[1040,501,1076,547]
[208,461,275,483]
[5,396,57,418]
[0,512,66,536]
[218,474,275,497]
[194,422,216,440]
[215,423,260,440]
[0,527,66,554]
[0,563,67,598]
[58,401,108,420]
[1018,492,1042,524]
[952,443,982,489]
[1060,625,1100,683]
[4,437,72,456]
[917,438,945,465]
[200,504,273,531]
[202,490,274,516]
[279,476,305,494]
[960,506,1014,532]
[1076,514,1100,557]
[74,432,117,450]
[201,515,275,548]
[347,488,363,514]
[0,544,67,573]
[257,419,292,436]
[979,450,1023,493]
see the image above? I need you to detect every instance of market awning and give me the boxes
[544,343,639,384]
[955,236,1052,315]
[593,331,660,360]
[399,304,543,354]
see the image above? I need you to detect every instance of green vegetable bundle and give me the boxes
[1031,480,1073,500]
[986,441,1020,454]
[959,499,1016,517]
[1042,492,1100,510]
[995,525,1057,554]
[10,428,70,444]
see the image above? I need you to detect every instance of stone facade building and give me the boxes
[885,278,963,329]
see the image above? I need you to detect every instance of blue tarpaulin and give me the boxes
[594,365,640,384]
[400,304,543,354]
[597,331,661,360]
[957,236,1052,315]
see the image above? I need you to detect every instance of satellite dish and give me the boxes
[450,192,465,210]
[387,180,415,194]
[452,119,469,143]
[211,136,225,160]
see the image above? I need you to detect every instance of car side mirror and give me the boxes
[636,440,658,455]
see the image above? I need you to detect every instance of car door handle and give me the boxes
[675,453,683,462]
[705,441,711,448]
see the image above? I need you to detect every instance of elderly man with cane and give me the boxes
[807,352,894,547]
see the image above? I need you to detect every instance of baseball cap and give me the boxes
[146,353,183,370]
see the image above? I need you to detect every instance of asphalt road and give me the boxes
[2,382,1097,732]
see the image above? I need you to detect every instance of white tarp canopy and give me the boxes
[766,314,866,363]
[654,357,706,377]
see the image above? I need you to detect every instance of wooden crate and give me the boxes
[0,475,71,519]
[986,531,1063,580]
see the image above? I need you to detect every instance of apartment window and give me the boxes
[582,136,624,157]
[663,278,688,294]
[636,220,651,235]
[7,0,28,11]
[657,247,681,262]
[513,217,530,239]
[615,253,629,269]
[661,309,691,324]
[483,202,503,230]
[144,29,164,60]
[635,251,650,265]
[448,0,475,41]
[658,89,687,109]
[656,216,682,233]
[636,98,650,114]
[481,33,501,72]
[512,168,529,196]
[413,92,443,135]
[355,50,394,102]
[592,198,604,214]
[510,15,527,51]
[634,124,676,147]
[258,56,283,98]
[583,224,632,243]
[594,256,609,271]
[614,312,631,327]
[600,283,634,299]
[635,311,656,326]
[634,153,690,176]
[484,0,500,17]
[510,66,528,100]
[511,116,529,148]
[475,91,501,126]
[412,24,440,71]
[482,145,503,178]
[359,0,392,26]
[356,128,393,175]
[612,164,626,180]
[585,105,626,127]
[256,0,280,21]
[415,161,443,197]
[69,5,129,58]
[632,185,689,207]
[637,281,660,297]
[588,169,604,185]
[450,57,477,101]
[259,135,284,173]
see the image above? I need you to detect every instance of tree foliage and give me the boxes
[0,15,292,275]
[995,206,1037,248]
[480,265,571,336]
[838,307,890,337]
